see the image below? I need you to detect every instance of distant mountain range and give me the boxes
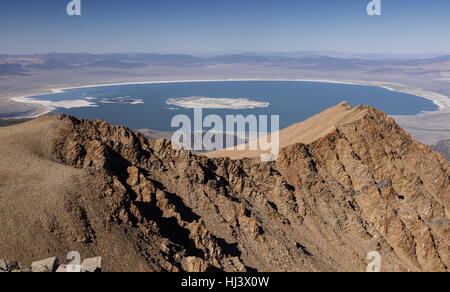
[0,63,29,76]
[1,52,449,76]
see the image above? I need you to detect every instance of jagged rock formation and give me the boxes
[0,104,448,272]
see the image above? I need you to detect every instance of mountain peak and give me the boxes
[207,102,391,160]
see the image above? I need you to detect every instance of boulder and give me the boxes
[181,256,209,272]
[0,259,8,271]
[31,257,58,273]
[81,257,102,272]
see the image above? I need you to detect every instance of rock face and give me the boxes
[0,105,448,272]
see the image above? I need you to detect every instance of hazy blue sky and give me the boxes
[1,0,449,55]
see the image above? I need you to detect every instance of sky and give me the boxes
[0,0,450,55]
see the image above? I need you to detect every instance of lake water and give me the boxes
[25,81,438,131]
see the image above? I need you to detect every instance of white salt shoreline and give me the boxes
[8,78,450,119]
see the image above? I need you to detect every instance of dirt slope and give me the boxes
[207,102,368,160]
[0,105,448,272]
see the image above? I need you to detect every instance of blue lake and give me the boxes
[26,81,438,131]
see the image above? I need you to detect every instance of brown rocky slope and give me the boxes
[0,104,448,272]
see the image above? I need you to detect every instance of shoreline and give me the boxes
[7,78,450,119]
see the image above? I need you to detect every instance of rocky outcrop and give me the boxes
[0,259,23,272]
[0,105,448,272]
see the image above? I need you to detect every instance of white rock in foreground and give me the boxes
[81,257,102,272]
[31,257,57,272]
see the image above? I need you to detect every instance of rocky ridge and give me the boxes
[0,104,448,272]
